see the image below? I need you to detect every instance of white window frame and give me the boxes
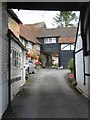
[44,38,56,44]
[12,49,21,68]
[36,44,40,50]
[27,42,33,50]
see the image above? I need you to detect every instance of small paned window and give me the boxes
[44,38,56,44]
[36,45,40,50]
[12,49,21,68]
[27,42,32,49]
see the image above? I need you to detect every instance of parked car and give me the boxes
[25,59,36,80]
[25,59,36,74]
[28,60,36,74]
[25,60,29,80]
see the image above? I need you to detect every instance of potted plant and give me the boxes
[68,58,74,73]
[39,55,44,62]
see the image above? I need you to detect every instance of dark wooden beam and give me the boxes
[7,2,88,11]
[58,44,61,68]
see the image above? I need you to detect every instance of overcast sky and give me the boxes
[12,9,80,28]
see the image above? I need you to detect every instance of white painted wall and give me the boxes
[75,21,89,96]
[83,55,90,96]
[11,40,25,100]
[0,3,9,119]
[11,40,22,79]
[75,51,86,92]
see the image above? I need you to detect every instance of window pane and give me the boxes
[27,42,32,49]
[44,38,56,44]
[44,38,48,43]
[36,45,40,50]
[49,39,52,43]
[52,38,56,43]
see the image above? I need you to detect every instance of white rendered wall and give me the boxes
[11,40,25,100]
[75,22,88,96]
[11,40,22,78]
[75,51,88,95]
[83,56,90,96]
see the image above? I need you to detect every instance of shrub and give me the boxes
[68,58,74,73]
[39,55,44,62]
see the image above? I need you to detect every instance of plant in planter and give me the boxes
[26,52,31,58]
[35,61,41,65]
[35,61,41,69]
[68,58,74,73]
[38,55,44,62]
[39,55,45,68]
[34,56,38,60]
[31,53,35,60]
[68,58,76,84]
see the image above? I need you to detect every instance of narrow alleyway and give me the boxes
[2,69,88,118]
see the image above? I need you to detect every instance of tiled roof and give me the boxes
[20,25,41,44]
[23,22,77,44]
[35,27,77,38]
[25,22,46,29]
[24,25,41,45]
[58,37,75,43]
[8,29,27,51]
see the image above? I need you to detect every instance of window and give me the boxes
[27,42,32,49]
[44,38,56,44]
[44,38,49,43]
[12,49,21,68]
[52,38,56,43]
[36,45,40,50]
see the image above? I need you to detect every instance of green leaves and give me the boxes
[68,58,74,73]
[53,11,78,27]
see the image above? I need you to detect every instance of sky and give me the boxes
[12,9,80,28]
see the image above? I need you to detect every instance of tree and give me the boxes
[53,11,78,27]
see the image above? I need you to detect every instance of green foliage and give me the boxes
[68,58,74,73]
[53,11,78,27]
[39,55,44,62]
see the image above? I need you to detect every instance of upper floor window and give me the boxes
[44,38,56,44]
[36,44,40,50]
[26,42,32,49]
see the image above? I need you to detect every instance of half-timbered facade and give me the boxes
[75,4,90,97]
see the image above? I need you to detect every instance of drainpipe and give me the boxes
[58,43,61,68]
[73,51,76,79]
[8,31,11,106]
